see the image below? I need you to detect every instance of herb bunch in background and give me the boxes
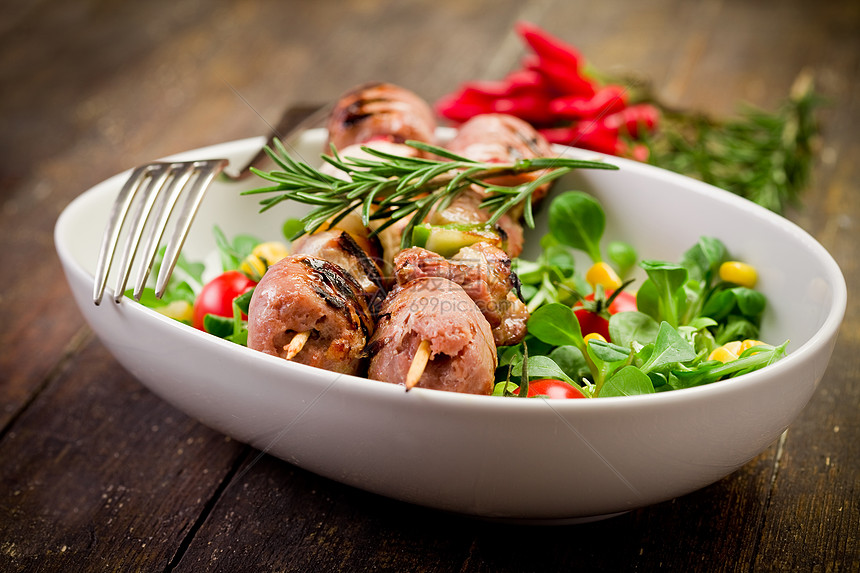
[639,71,821,214]
[435,21,822,215]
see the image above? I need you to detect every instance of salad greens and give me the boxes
[122,248,204,324]
[195,226,264,344]
[500,190,788,398]
[212,226,263,276]
[201,288,254,345]
[130,184,787,399]
[127,225,263,338]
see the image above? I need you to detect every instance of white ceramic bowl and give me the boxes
[55,130,846,523]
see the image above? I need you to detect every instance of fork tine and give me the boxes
[93,164,159,305]
[154,159,228,298]
[110,163,173,303]
[130,163,195,301]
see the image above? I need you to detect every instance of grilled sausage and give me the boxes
[247,255,374,375]
[290,229,386,311]
[326,82,437,151]
[446,112,555,172]
[367,277,497,394]
[446,113,556,216]
[393,244,528,347]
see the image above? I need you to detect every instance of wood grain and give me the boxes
[0,339,250,572]
[1,0,857,571]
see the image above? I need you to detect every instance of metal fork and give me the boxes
[92,104,329,305]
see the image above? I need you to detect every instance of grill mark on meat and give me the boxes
[292,229,388,315]
[298,256,372,339]
[515,131,548,157]
[365,310,393,358]
[335,232,385,293]
[505,144,525,161]
[301,256,363,300]
[493,222,509,252]
[341,111,373,128]
[510,270,525,302]
[310,282,345,310]
[365,335,386,358]
[342,97,392,125]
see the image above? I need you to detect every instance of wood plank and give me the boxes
[0,0,242,428]
[0,338,248,573]
[170,455,477,572]
[166,444,783,572]
[0,0,857,570]
[747,6,860,568]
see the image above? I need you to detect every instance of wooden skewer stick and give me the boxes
[284,330,311,360]
[405,339,432,390]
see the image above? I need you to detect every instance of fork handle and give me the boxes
[222,103,330,180]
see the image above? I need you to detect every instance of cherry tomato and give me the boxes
[192,270,257,331]
[573,289,637,341]
[573,307,611,341]
[515,379,586,399]
[603,290,637,314]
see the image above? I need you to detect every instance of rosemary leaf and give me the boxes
[403,140,481,162]
[243,140,618,246]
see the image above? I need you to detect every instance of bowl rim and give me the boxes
[55,132,849,412]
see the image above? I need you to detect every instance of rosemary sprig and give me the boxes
[244,138,618,248]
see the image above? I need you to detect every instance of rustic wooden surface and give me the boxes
[1,0,858,571]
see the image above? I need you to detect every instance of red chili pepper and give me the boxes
[548,95,589,117]
[436,21,656,153]
[577,121,623,155]
[549,85,628,119]
[490,93,556,124]
[604,103,660,138]
[501,69,549,95]
[454,86,501,105]
[515,21,583,70]
[541,120,622,155]
[538,125,578,145]
[437,76,555,122]
[523,54,596,98]
[435,94,494,123]
[459,80,513,99]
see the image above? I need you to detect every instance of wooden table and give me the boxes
[2,1,858,570]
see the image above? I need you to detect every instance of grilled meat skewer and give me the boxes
[326,82,438,152]
[290,229,386,312]
[393,244,528,347]
[368,277,497,394]
[247,255,374,376]
[248,87,555,392]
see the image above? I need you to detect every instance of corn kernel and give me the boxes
[239,241,290,280]
[239,255,267,281]
[583,332,606,344]
[586,261,622,290]
[719,261,758,288]
[708,345,739,363]
[253,241,289,265]
[723,340,743,355]
[740,339,764,352]
[156,300,193,323]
